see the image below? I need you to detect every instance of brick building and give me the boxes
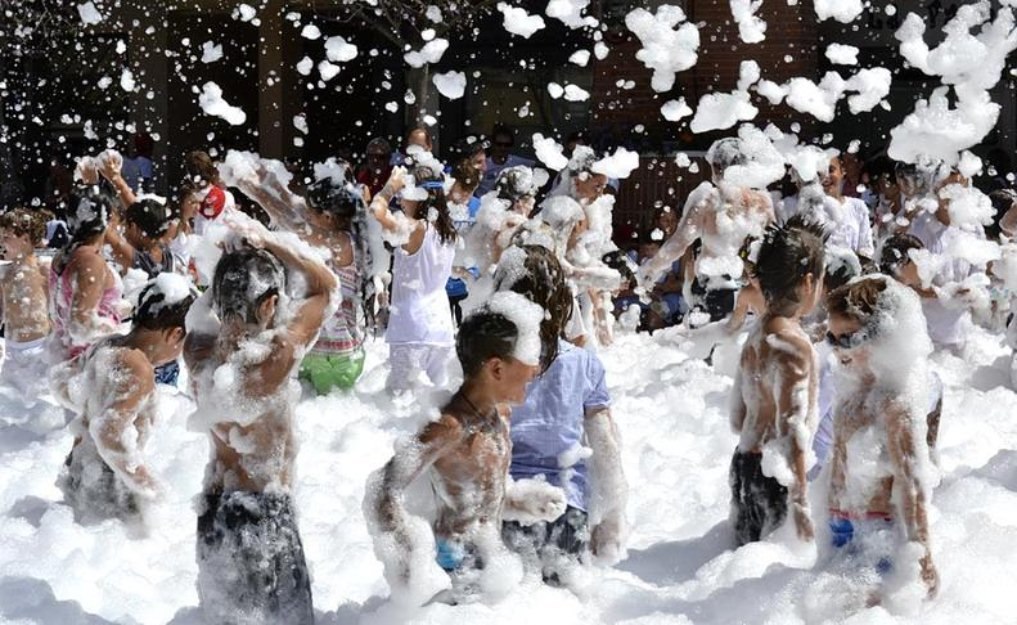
[2,0,1014,238]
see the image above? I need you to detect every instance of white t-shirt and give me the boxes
[386,224,456,345]
[780,194,874,258]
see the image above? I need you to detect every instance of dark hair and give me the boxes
[879,233,924,275]
[492,245,573,371]
[306,177,363,221]
[824,248,862,292]
[456,310,518,377]
[212,248,285,324]
[55,187,114,274]
[0,208,47,246]
[126,198,176,239]
[753,214,827,315]
[826,275,888,321]
[451,159,482,192]
[184,150,219,185]
[494,166,537,204]
[134,280,196,331]
[602,250,637,291]
[406,127,433,148]
[410,165,457,245]
[707,137,748,175]
[451,136,488,164]
[492,124,513,143]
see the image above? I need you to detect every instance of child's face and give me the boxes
[574,173,607,202]
[827,312,871,369]
[0,230,32,260]
[493,356,540,405]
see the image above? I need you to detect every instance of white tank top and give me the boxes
[386,224,455,345]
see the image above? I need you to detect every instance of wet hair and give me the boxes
[826,275,888,322]
[492,245,573,371]
[706,137,748,176]
[451,159,482,192]
[0,208,47,246]
[410,165,457,245]
[306,177,363,221]
[184,150,219,185]
[126,198,176,239]
[456,310,519,377]
[824,248,862,292]
[211,248,286,324]
[879,233,925,275]
[56,188,115,275]
[133,280,197,332]
[494,166,538,203]
[602,250,637,291]
[753,214,827,315]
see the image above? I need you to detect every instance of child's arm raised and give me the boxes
[102,206,136,276]
[88,350,160,499]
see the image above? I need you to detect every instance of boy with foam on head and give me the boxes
[183,232,337,624]
[51,274,195,524]
[730,215,826,545]
[0,209,52,404]
[364,292,567,605]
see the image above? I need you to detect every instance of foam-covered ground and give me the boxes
[0,325,1015,624]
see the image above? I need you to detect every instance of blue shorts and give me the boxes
[829,515,895,575]
[436,539,479,572]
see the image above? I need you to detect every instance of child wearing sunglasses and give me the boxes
[824,276,939,598]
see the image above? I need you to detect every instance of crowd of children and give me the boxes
[2,125,1008,620]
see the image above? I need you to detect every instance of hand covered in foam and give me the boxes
[75,157,100,185]
[97,149,124,180]
[591,513,626,564]
[502,478,568,525]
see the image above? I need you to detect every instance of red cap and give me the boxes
[199,186,226,220]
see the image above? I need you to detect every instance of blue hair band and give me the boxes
[421,181,444,190]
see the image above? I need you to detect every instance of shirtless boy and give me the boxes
[52,274,194,523]
[730,216,825,545]
[365,296,566,602]
[825,276,939,597]
[640,137,776,321]
[183,235,337,624]
[0,209,51,402]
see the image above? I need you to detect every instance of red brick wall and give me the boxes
[592,0,820,239]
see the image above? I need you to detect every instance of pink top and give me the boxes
[49,260,124,360]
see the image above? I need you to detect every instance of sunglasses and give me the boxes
[825,329,869,349]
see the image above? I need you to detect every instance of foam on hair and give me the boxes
[211,248,286,324]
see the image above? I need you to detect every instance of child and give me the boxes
[0,209,52,403]
[51,274,195,524]
[183,234,337,624]
[370,162,458,392]
[825,276,939,598]
[364,294,565,604]
[729,215,826,545]
[495,244,629,583]
[48,188,126,363]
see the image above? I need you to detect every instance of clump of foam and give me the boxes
[624,5,700,92]
[485,291,543,366]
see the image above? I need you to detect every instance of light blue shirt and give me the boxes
[509,340,611,511]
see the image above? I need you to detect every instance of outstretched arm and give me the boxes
[887,400,939,597]
[98,152,138,209]
[639,195,705,285]
[364,417,461,586]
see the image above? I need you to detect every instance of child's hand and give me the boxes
[97,149,123,180]
[920,553,939,597]
[385,166,408,195]
[75,157,99,185]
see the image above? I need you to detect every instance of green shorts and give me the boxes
[299,349,365,395]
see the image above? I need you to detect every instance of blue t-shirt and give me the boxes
[509,340,611,510]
